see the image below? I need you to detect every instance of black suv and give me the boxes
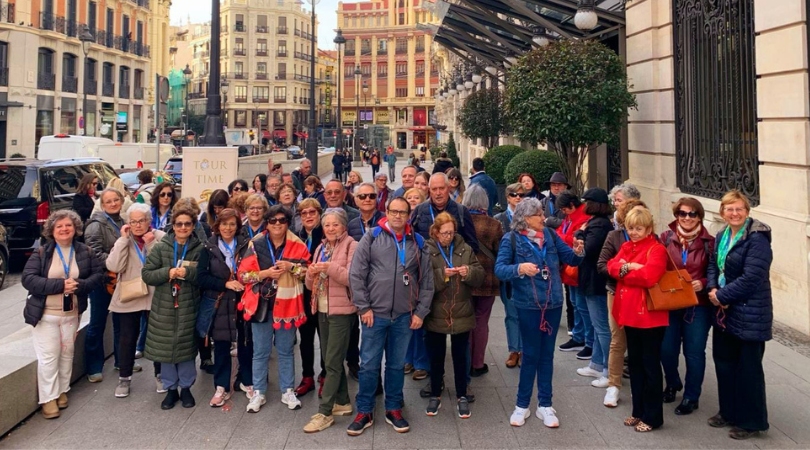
[0,158,120,255]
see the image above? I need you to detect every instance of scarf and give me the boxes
[676,223,702,250]
[314,241,333,302]
[521,228,545,249]
[716,219,749,288]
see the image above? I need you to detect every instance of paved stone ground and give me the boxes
[3,160,810,449]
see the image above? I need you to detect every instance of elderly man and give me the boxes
[392,165,417,198]
[374,173,393,213]
[468,158,498,216]
[265,174,281,205]
[348,183,386,242]
[281,172,294,186]
[412,172,479,253]
[539,172,570,229]
[292,159,313,194]
[323,179,360,222]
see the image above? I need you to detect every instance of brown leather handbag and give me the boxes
[646,247,699,311]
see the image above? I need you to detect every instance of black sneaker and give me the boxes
[347,412,374,436]
[348,363,360,382]
[200,359,215,375]
[558,339,585,352]
[470,363,489,377]
[426,397,441,416]
[576,346,593,360]
[384,410,410,433]
[180,388,196,408]
[421,380,443,398]
[161,389,180,410]
[457,397,471,419]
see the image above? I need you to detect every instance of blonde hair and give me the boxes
[404,187,425,204]
[624,207,654,231]
[719,189,751,216]
[349,171,363,184]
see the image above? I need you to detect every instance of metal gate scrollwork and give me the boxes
[673,0,759,204]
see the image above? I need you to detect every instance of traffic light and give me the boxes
[249,129,255,142]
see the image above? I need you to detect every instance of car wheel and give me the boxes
[0,249,8,291]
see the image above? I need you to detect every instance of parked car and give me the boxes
[0,158,120,255]
[163,156,183,183]
[287,145,304,159]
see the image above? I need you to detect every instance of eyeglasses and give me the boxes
[129,219,148,226]
[300,209,319,217]
[724,207,746,214]
[387,209,409,217]
[676,210,699,218]
[438,231,455,238]
[356,193,378,200]
[159,192,173,198]
[174,221,193,228]
[325,190,343,195]
[247,206,264,212]
[103,198,121,205]
[508,192,526,198]
[267,217,289,225]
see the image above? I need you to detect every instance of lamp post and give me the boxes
[182,64,192,146]
[362,79,368,149]
[220,76,229,128]
[354,65,361,165]
[79,28,94,136]
[333,29,345,154]
[201,0,226,146]
[306,0,320,173]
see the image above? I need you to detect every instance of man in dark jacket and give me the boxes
[539,172,570,229]
[432,151,454,174]
[323,179,360,222]
[347,198,433,436]
[411,173,479,253]
[348,183,386,241]
[468,157,498,216]
[291,158,313,194]
[332,151,346,183]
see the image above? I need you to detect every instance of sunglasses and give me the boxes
[300,209,319,217]
[676,210,699,218]
[449,176,459,180]
[174,221,193,228]
[356,193,378,200]
[267,217,289,225]
[232,187,243,192]
[508,192,526,198]
[159,192,173,198]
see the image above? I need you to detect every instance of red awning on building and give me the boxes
[294,132,309,139]
[273,130,287,139]
[261,130,271,139]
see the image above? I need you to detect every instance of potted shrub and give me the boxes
[504,150,564,194]
[482,145,526,185]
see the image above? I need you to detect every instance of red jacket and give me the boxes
[557,204,590,286]
[607,235,669,329]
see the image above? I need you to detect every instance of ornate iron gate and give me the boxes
[607,143,623,190]
[673,0,759,204]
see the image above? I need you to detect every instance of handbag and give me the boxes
[119,277,148,302]
[645,247,699,311]
[251,279,277,323]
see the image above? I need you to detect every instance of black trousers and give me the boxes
[625,326,666,428]
[299,300,325,378]
[213,340,234,392]
[713,328,769,431]
[346,319,360,367]
[235,316,253,388]
[197,335,212,363]
[425,330,470,399]
[115,311,142,378]
[565,285,575,332]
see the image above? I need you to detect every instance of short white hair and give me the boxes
[127,202,153,222]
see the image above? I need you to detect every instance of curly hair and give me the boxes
[42,210,84,239]
[228,192,250,215]
[171,203,198,225]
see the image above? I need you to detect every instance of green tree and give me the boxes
[458,86,508,149]
[446,132,460,168]
[504,40,637,193]
[482,145,526,184]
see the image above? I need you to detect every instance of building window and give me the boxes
[361,64,371,76]
[345,39,355,56]
[343,16,348,27]
[235,110,247,126]
[415,35,425,52]
[37,48,55,90]
[361,38,371,55]
[415,61,424,75]
[415,86,424,97]
[253,86,269,102]
[378,62,387,77]
[673,0,759,203]
[233,85,247,102]
[395,62,407,77]
[398,12,405,25]
[395,37,407,54]
[235,61,244,78]
[395,87,407,98]
[274,86,286,102]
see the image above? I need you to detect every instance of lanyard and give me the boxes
[562,220,571,234]
[55,245,74,278]
[133,241,146,265]
[438,243,454,268]
[522,235,547,265]
[451,190,459,202]
[682,248,688,266]
[389,230,407,267]
[221,238,238,273]
[306,233,313,253]
[247,223,262,239]
[506,209,513,223]
[429,204,439,222]
[622,229,629,241]
[320,245,330,262]
[548,198,555,216]
[173,240,188,267]
[104,213,121,237]
[265,235,285,265]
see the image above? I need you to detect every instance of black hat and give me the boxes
[546,172,571,189]
[582,187,610,205]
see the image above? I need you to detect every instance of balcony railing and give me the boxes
[415,46,425,53]
[277,26,288,34]
[294,74,312,82]
[119,84,130,99]
[256,73,268,80]
[234,23,245,32]
[396,47,407,54]
[62,75,77,93]
[188,92,205,99]
[37,72,55,90]
[234,73,246,79]
[233,96,248,103]
[378,48,387,55]
[277,50,288,57]
[273,96,286,103]
[1,2,15,24]
[361,47,371,56]
[275,73,287,80]
[85,79,97,95]
[233,48,246,56]
[253,97,269,103]
[134,86,144,99]
[344,49,355,56]
[396,71,408,78]
[256,25,268,33]
[256,49,268,57]
[194,51,209,58]
[294,51,312,62]
[102,82,115,97]
[0,67,8,86]
[294,29,301,37]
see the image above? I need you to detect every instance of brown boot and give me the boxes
[41,400,60,419]
[505,352,521,369]
[57,392,68,409]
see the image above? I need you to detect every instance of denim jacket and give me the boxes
[495,228,583,311]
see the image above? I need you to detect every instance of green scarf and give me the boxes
[717,218,749,287]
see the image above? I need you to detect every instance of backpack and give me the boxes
[371,155,379,165]
[504,232,516,299]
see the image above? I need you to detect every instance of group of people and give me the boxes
[24,155,772,442]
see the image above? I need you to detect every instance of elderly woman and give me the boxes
[304,176,327,209]
[106,203,166,398]
[706,190,772,440]
[404,188,426,211]
[446,168,466,204]
[72,174,98,223]
[609,183,641,229]
[197,208,250,407]
[150,181,177,231]
[414,171,430,199]
[294,198,326,398]
[495,198,584,428]
[276,183,300,231]
[597,198,647,408]
[345,170,363,194]
[424,212,484,418]
[84,187,128,383]
[607,207,668,432]
[243,194,270,239]
[92,177,134,218]
[660,197,715,414]
[494,182,525,368]
[201,189,229,229]
[239,205,310,413]
[462,184,503,377]
[23,210,103,419]
[143,202,206,410]
[303,209,358,432]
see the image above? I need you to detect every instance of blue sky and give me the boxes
[170,0,341,48]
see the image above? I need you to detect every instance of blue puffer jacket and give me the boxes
[706,218,773,342]
[495,228,583,311]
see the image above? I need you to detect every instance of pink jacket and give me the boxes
[305,232,357,316]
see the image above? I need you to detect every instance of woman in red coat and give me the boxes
[607,207,668,432]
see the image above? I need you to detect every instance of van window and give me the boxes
[0,166,35,206]
[91,163,118,186]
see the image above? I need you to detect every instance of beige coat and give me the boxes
[106,230,166,313]
[305,232,357,316]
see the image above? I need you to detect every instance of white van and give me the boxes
[38,135,174,169]
[38,134,114,160]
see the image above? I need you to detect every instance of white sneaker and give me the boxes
[155,377,167,394]
[604,386,619,408]
[576,366,602,378]
[536,406,560,428]
[281,388,302,410]
[591,376,609,388]
[243,385,255,400]
[246,393,266,413]
[510,406,530,427]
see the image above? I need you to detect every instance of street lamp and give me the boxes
[182,64,192,145]
[220,76,229,128]
[574,0,598,31]
[362,80,369,145]
[306,0,320,172]
[201,0,225,146]
[79,27,94,136]
[354,65,361,164]
[333,29,346,154]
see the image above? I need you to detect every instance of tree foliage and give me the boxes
[504,40,637,193]
[482,145,526,184]
[503,150,564,189]
[446,132,460,168]
[458,86,508,149]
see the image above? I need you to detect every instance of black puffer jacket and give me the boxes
[432,158,454,174]
[574,215,613,296]
[198,235,250,342]
[22,240,104,326]
[707,218,773,342]
[84,211,124,261]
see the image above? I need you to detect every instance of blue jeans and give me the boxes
[661,305,712,401]
[500,295,522,353]
[405,328,429,371]
[516,306,562,408]
[585,295,610,373]
[356,313,411,413]
[84,287,120,374]
[570,286,593,348]
[136,311,147,353]
[251,321,297,394]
